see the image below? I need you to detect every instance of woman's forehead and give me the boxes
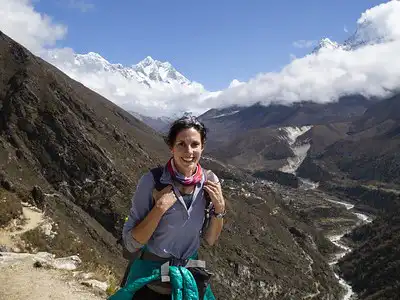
[175,128,201,141]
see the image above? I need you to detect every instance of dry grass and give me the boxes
[20,223,120,292]
[0,188,22,227]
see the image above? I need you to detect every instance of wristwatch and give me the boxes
[211,209,226,219]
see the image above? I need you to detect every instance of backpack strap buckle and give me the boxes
[161,261,171,282]
[160,259,207,282]
[170,257,189,267]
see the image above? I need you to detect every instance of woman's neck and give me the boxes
[175,182,195,195]
[181,169,195,177]
[173,161,196,177]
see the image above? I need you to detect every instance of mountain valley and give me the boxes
[1,4,400,297]
[0,30,373,300]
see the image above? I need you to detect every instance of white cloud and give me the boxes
[0,0,67,54]
[1,0,400,119]
[0,0,206,118]
[344,26,349,33]
[67,0,94,12]
[41,48,211,117]
[289,53,297,61]
[292,39,317,49]
[211,40,400,108]
[349,0,400,46]
[208,0,400,109]
[229,79,245,88]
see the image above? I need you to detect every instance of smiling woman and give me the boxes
[110,115,225,300]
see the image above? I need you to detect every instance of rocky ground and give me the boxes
[0,201,112,300]
[0,253,107,300]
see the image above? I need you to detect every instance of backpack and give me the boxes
[119,166,213,287]
[150,166,213,235]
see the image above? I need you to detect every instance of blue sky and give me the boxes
[35,0,388,90]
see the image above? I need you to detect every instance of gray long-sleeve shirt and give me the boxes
[122,166,219,260]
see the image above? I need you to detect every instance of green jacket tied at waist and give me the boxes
[108,257,216,300]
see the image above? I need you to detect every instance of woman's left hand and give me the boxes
[204,181,225,213]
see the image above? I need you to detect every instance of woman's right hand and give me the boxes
[152,185,177,213]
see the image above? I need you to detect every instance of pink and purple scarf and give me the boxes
[167,158,203,186]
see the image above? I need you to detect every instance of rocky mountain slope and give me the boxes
[199,96,370,146]
[0,28,168,280]
[0,31,355,299]
[200,157,359,299]
[199,78,400,300]
[291,93,400,300]
[298,93,400,186]
[129,111,172,134]
[197,96,371,175]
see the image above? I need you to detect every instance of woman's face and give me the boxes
[170,127,204,176]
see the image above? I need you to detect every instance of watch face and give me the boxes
[214,212,225,219]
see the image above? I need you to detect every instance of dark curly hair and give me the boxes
[165,115,208,148]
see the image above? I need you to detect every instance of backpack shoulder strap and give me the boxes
[201,169,214,236]
[150,166,169,191]
[203,169,213,206]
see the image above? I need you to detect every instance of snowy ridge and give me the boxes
[312,38,343,53]
[313,2,400,54]
[70,52,192,88]
[278,126,313,174]
[344,1,400,50]
[278,126,312,145]
[211,110,240,119]
[133,56,190,86]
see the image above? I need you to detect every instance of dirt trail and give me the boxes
[0,254,105,300]
[0,203,45,248]
[0,203,108,300]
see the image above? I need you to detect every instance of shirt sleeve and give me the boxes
[122,171,155,253]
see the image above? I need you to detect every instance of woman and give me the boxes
[111,116,225,300]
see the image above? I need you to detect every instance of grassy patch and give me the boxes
[21,223,97,262]
[106,278,119,296]
[20,222,120,289]
[0,188,23,227]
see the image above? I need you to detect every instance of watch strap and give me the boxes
[211,209,226,219]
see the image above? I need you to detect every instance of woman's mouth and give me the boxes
[181,157,195,163]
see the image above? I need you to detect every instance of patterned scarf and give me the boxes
[167,158,203,186]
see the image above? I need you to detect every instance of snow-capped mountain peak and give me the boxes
[312,38,342,53]
[72,52,191,87]
[313,2,400,53]
[132,56,190,85]
[140,55,155,66]
[345,1,400,49]
[344,20,394,49]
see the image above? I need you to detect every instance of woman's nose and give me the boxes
[185,145,193,153]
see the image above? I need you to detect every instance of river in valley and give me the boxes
[326,198,372,300]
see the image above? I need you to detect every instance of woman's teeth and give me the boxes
[182,158,194,162]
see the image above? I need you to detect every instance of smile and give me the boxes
[181,157,195,162]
